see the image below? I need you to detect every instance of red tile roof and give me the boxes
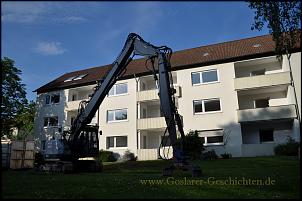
[35,32,300,94]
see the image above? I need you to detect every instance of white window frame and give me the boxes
[193,98,222,115]
[191,69,219,86]
[108,83,128,97]
[107,108,128,123]
[45,93,60,105]
[198,129,224,146]
[106,136,128,149]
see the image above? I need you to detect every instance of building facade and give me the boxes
[34,33,301,160]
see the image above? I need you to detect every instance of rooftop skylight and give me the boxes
[253,44,261,48]
[64,74,88,82]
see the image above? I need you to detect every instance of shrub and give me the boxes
[99,150,117,162]
[174,130,205,160]
[201,150,218,160]
[274,137,300,156]
[123,150,137,161]
[221,152,232,159]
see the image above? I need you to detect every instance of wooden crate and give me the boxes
[10,140,35,169]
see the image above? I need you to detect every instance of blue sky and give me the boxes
[1,1,269,101]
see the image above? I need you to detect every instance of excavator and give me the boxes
[38,33,202,177]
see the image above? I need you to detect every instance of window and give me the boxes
[191,69,218,85]
[116,136,127,147]
[106,136,128,149]
[45,94,60,105]
[259,129,274,143]
[64,74,88,82]
[254,98,269,108]
[251,69,265,76]
[72,94,77,101]
[107,109,128,122]
[45,95,50,105]
[198,129,224,146]
[51,94,60,104]
[207,136,223,144]
[70,117,75,125]
[193,98,221,114]
[108,83,128,96]
[43,116,58,127]
[142,136,147,149]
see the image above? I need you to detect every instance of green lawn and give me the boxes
[2,156,300,199]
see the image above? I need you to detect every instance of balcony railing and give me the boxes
[234,72,291,91]
[65,99,88,111]
[237,104,297,122]
[137,86,181,102]
[137,117,166,130]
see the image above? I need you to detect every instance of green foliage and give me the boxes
[1,57,28,137]
[274,137,300,156]
[175,130,205,160]
[123,150,137,161]
[14,101,37,140]
[248,1,301,59]
[201,149,218,160]
[221,152,232,159]
[99,150,117,162]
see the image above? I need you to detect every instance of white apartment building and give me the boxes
[34,33,301,160]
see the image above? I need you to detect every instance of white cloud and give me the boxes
[34,42,66,55]
[1,1,92,24]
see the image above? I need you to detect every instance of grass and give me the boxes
[2,156,300,199]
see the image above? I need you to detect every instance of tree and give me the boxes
[1,57,28,138]
[14,101,37,140]
[248,1,301,122]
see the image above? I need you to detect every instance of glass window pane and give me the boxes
[116,84,128,94]
[51,94,60,103]
[45,95,50,104]
[204,99,220,112]
[107,111,114,122]
[207,136,223,143]
[202,70,218,83]
[107,137,114,148]
[259,130,274,142]
[116,136,127,147]
[49,117,58,126]
[115,109,127,120]
[191,73,200,85]
[194,101,203,113]
[44,118,49,127]
[255,99,269,108]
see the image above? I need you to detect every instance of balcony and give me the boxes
[65,99,87,111]
[237,104,297,123]
[137,117,166,130]
[137,86,181,102]
[234,72,291,91]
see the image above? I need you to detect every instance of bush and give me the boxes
[174,130,205,160]
[99,150,117,162]
[221,152,232,159]
[123,150,137,161]
[201,150,218,160]
[274,137,300,156]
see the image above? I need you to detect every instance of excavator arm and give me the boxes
[67,33,201,176]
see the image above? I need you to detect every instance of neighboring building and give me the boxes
[34,33,301,160]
